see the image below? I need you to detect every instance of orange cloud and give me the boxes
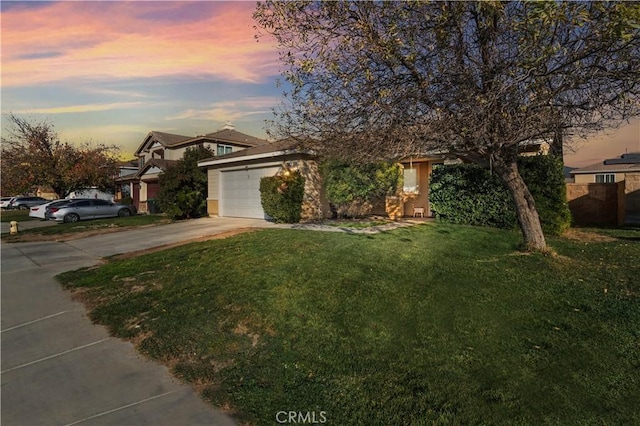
[1,1,280,87]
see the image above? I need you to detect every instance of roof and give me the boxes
[201,128,268,147]
[571,153,640,174]
[198,139,305,168]
[133,158,177,179]
[134,129,268,156]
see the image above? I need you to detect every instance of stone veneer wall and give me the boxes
[297,160,330,222]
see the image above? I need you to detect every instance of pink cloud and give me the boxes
[1,1,280,87]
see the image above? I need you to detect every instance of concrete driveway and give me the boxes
[1,217,282,426]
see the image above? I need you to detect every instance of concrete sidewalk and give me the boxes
[1,217,282,426]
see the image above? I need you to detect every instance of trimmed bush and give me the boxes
[429,164,517,229]
[260,171,305,223]
[429,156,571,235]
[320,160,403,218]
[518,156,572,235]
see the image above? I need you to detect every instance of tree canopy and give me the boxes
[1,114,120,198]
[254,1,640,250]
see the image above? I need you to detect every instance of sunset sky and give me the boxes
[1,1,638,167]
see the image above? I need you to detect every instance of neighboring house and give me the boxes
[114,159,139,202]
[570,152,640,183]
[198,139,551,221]
[35,186,59,200]
[132,123,267,213]
[568,152,640,225]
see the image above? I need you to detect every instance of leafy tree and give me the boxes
[1,113,119,197]
[254,1,640,250]
[156,146,214,219]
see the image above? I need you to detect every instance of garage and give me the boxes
[220,166,279,218]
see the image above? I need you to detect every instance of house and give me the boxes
[567,152,640,225]
[570,152,640,183]
[131,123,267,213]
[113,159,139,202]
[198,138,552,221]
[197,145,464,221]
[198,139,330,221]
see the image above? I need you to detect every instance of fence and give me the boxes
[566,172,640,226]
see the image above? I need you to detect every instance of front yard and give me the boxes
[1,214,171,242]
[57,223,639,425]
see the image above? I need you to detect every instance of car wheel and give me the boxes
[64,213,80,223]
[19,205,29,210]
[118,208,132,217]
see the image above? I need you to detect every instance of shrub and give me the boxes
[157,146,213,220]
[518,156,572,235]
[429,155,570,235]
[260,171,305,223]
[429,164,517,229]
[320,160,402,218]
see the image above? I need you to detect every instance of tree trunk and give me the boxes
[493,156,547,251]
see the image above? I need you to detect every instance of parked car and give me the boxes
[9,196,48,210]
[47,199,137,223]
[0,197,13,209]
[29,199,71,220]
[44,199,80,221]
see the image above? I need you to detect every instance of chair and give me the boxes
[413,207,425,218]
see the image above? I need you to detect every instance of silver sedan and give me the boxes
[48,199,136,223]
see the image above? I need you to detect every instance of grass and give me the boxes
[0,209,38,222]
[57,223,640,425]
[1,214,171,242]
[327,218,393,228]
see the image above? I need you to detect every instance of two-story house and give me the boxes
[132,123,267,213]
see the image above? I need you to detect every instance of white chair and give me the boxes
[413,207,425,218]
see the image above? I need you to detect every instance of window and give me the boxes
[403,167,418,193]
[595,174,615,183]
[92,199,110,206]
[217,145,233,156]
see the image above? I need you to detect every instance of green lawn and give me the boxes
[0,209,38,222]
[1,214,171,241]
[57,223,640,425]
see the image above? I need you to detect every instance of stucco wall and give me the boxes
[566,183,620,226]
[401,161,433,216]
[624,172,640,224]
[567,173,640,226]
[207,199,219,216]
[208,169,220,200]
[573,172,626,184]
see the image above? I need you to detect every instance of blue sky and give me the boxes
[1,1,284,158]
[1,0,638,166]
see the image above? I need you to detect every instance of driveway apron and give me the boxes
[1,217,281,426]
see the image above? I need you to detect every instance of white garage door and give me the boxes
[221,167,279,218]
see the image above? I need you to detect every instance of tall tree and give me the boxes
[254,1,640,250]
[1,114,120,198]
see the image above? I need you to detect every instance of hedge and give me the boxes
[259,171,305,223]
[429,156,571,235]
[320,160,402,218]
